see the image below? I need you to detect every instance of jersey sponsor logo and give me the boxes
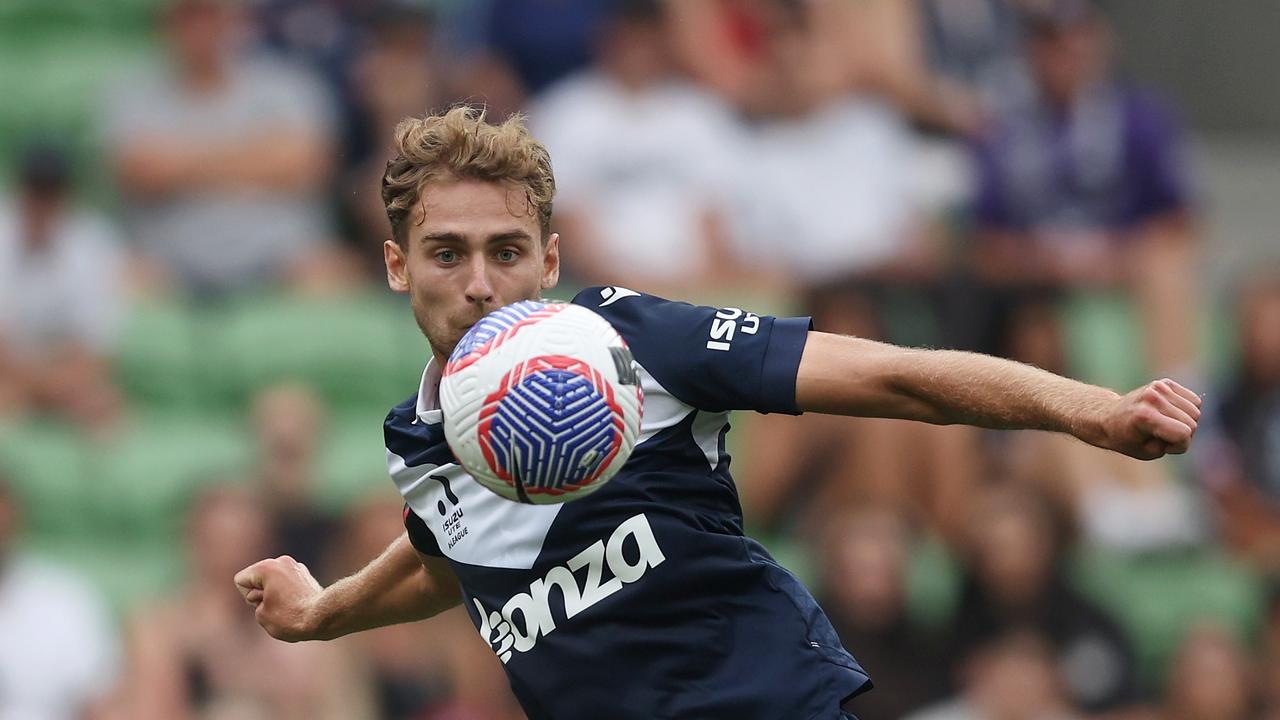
[598,286,640,307]
[472,513,666,663]
[706,307,760,351]
[430,473,470,550]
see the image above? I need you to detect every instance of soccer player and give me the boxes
[235,107,1201,720]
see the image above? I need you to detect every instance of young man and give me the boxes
[235,107,1201,720]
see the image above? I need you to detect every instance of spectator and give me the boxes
[1159,622,1256,720]
[441,0,610,118]
[1260,585,1280,720]
[905,628,1082,720]
[529,0,759,295]
[0,474,121,719]
[105,0,351,300]
[948,484,1141,715]
[114,486,373,719]
[327,496,521,720]
[1199,273,1280,571]
[919,0,1034,126]
[0,142,125,430]
[341,3,442,272]
[968,0,1198,376]
[667,0,986,134]
[731,0,923,289]
[251,383,339,578]
[818,507,951,720]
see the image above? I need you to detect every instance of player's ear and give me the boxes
[385,238,410,293]
[540,232,560,290]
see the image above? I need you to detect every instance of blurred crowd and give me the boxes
[1,0,1278,718]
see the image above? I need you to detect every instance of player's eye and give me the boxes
[435,249,459,264]
[496,248,519,263]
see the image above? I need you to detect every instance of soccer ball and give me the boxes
[440,300,644,504]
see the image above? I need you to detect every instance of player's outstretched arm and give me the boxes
[234,533,460,642]
[795,331,1201,461]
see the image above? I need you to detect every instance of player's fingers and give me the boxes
[234,565,265,597]
[1161,378,1203,410]
[253,601,271,629]
[244,588,264,606]
[1155,380,1201,422]
[1140,409,1193,447]
[1138,438,1167,460]
[1148,389,1197,432]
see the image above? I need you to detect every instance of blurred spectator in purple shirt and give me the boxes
[970,0,1198,376]
[0,143,125,431]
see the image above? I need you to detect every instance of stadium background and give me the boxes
[0,0,1278,718]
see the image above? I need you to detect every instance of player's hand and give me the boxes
[234,555,326,642]
[1095,378,1202,460]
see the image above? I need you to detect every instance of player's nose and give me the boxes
[463,257,495,305]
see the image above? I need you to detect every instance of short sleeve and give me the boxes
[573,286,811,414]
[403,504,444,557]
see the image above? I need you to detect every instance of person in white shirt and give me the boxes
[0,144,125,429]
[529,0,757,295]
[0,476,121,720]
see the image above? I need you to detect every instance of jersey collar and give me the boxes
[414,358,443,425]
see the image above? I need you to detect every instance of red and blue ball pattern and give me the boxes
[442,299,642,504]
[476,355,626,502]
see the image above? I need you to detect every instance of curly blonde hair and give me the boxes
[381,106,556,245]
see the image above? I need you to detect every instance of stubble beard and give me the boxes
[412,300,479,364]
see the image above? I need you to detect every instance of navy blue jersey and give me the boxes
[384,287,871,720]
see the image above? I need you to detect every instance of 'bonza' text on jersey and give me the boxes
[474,513,665,663]
[389,287,873,718]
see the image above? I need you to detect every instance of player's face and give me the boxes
[383,178,560,362]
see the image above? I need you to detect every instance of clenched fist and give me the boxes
[234,555,326,642]
[1093,378,1202,460]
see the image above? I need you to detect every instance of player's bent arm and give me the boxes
[795,331,1202,461]
[235,533,460,642]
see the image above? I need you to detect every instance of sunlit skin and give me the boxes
[383,178,561,365]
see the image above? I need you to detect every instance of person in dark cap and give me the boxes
[0,142,125,428]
